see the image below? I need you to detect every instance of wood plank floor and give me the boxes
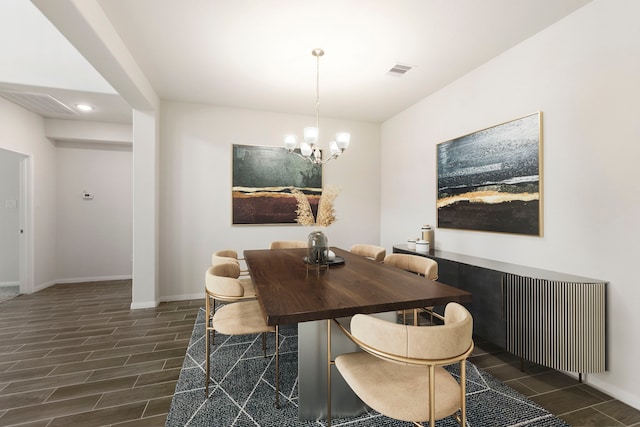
[1,281,639,426]
[0,280,202,426]
[468,339,640,427]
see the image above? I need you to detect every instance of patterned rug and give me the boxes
[166,308,569,426]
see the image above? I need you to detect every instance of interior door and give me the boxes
[0,147,22,293]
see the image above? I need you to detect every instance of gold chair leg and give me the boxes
[205,329,210,396]
[205,295,211,397]
[327,319,332,427]
[275,325,280,408]
[429,365,436,427]
[460,360,467,426]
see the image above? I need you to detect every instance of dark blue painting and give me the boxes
[437,112,542,236]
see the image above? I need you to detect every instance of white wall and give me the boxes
[55,142,132,282]
[45,119,133,145]
[0,96,57,291]
[381,0,639,409]
[0,96,133,291]
[159,102,381,300]
[0,148,22,285]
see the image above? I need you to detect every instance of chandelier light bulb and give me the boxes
[303,127,319,144]
[300,142,313,157]
[284,134,297,151]
[329,141,341,156]
[335,132,351,150]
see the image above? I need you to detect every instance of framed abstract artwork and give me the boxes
[232,144,322,225]
[436,112,543,236]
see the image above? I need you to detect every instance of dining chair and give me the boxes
[204,265,280,407]
[350,244,386,262]
[269,240,307,249]
[383,253,438,279]
[329,302,473,427]
[209,258,255,297]
[383,253,439,325]
[212,249,250,276]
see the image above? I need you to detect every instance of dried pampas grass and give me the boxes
[291,188,315,226]
[291,186,339,227]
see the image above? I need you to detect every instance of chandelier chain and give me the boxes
[315,51,320,130]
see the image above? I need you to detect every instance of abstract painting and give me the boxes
[436,112,543,235]
[232,144,322,224]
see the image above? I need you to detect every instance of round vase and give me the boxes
[307,230,328,265]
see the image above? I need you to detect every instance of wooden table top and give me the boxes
[244,247,472,326]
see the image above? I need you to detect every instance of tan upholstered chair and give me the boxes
[212,249,249,276]
[204,265,280,406]
[350,244,386,262]
[212,248,241,260]
[383,253,438,280]
[384,253,439,325]
[269,240,307,249]
[209,259,255,296]
[331,303,473,427]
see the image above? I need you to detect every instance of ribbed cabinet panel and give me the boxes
[504,274,606,373]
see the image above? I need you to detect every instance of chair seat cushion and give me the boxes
[212,301,275,336]
[335,351,461,422]
[239,277,256,296]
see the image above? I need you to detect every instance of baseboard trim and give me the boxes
[33,280,56,293]
[0,281,20,287]
[159,293,203,303]
[130,300,158,310]
[56,275,133,284]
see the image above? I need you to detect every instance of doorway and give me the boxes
[0,147,31,297]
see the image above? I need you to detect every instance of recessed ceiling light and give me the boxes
[75,103,94,112]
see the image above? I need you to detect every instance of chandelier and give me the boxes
[283,48,350,164]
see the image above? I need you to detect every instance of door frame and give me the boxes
[19,155,33,294]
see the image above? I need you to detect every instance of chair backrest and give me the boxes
[209,261,241,279]
[350,244,386,262]
[213,249,239,259]
[211,253,240,266]
[350,302,473,360]
[383,253,438,280]
[205,266,245,298]
[269,240,307,249]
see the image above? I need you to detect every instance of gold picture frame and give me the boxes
[436,112,543,236]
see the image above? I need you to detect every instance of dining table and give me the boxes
[243,246,472,421]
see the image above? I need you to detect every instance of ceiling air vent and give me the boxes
[0,90,76,115]
[387,63,413,76]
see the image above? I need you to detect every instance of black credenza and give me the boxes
[393,244,607,375]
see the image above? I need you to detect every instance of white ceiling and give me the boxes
[3,0,592,124]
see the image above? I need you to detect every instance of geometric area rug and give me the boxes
[166,308,569,427]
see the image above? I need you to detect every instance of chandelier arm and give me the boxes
[316,152,340,165]
[293,150,340,165]
[294,148,345,166]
